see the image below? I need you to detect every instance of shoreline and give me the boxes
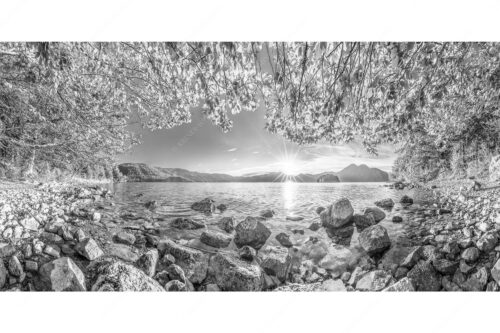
[1,179,499,291]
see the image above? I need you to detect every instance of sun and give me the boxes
[280,156,299,176]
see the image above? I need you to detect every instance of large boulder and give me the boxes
[200,230,232,248]
[363,207,386,222]
[210,253,263,291]
[218,217,235,233]
[259,246,292,282]
[407,261,441,291]
[476,233,498,252]
[234,216,271,250]
[38,257,86,291]
[191,198,216,213]
[491,259,500,285]
[358,225,391,256]
[320,198,354,228]
[461,247,480,263]
[87,257,164,291]
[158,240,209,284]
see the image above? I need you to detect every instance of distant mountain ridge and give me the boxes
[118,163,389,183]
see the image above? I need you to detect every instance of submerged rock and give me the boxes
[38,257,86,291]
[200,230,232,248]
[171,217,205,230]
[352,214,376,231]
[191,198,215,213]
[158,240,209,284]
[363,207,386,223]
[358,225,391,256]
[210,253,263,291]
[320,197,354,228]
[218,217,235,233]
[144,200,159,210]
[260,209,275,218]
[374,198,395,209]
[275,233,293,248]
[87,257,164,291]
[234,216,271,250]
[324,224,354,246]
[400,195,414,204]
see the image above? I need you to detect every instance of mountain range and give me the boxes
[118,163,389,183]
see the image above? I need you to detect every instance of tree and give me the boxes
[1,42,499,178]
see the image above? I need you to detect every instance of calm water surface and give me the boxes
[106,182,431,259]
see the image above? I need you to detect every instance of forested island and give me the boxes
[1,42,500,292]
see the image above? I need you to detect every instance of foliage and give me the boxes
[1,42,500,179]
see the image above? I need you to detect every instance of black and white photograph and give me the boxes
[1,0,500,332]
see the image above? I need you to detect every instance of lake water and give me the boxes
[106,182,431,261]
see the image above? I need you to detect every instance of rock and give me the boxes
[260,209,275,218]
[432,259,459,275]
[442,276,462,291]
[356,270,393,291]
[352,214,376,231]
[144,200,159,210]
[87,257,164,291]
[363,207,386,222]
[275,233,293,248]
[379,246,413,271]
[438,208,452,215]
[25,260,38,272]
[0,260,7,289]
[44,244,61,258]
[40,231,63,244]
[200,230,232,248]
[165,280,186,291]
[340,272,351,282]
[461,247,480,263]
[375,198,395,209]
[392,216,403,223]
[407,261,441,291]
[320,198,354,228]
[394,267,409,279]
[218,217,235,233]
[286,215,304,221]
[114,231,136,245]
[205,283,220,292]
[210,253,263,291]
[136,249,159,277]
[442,241,460,255]
[308,222,321,231]
[316,206,325,215]
[107,243,140,263]
[459,260,474,274]
[171,217,205,230]
[491,258,500,284]
[0,243,16,258]
[260,246,292,282]
[92,211,102,222]
[383,277,415,292]
[358,225,391,256]
[348,267,364,286]
[461,267,489,291]
[191,198,215,213]
[166,264,186,282]
[38,257,86,291]
[216,204,227,212]
[19,217,39,231]
[400,195,413,204]
[8,255,23,277]
[489,155,500,181]
[75,238,104,261]
[75,229,86,242]
[486,281,499,291]
[158,240,209,284]
[239,245,256,261]
[234,216,271,250]
[476,233,498,252]
[321,279,347,291]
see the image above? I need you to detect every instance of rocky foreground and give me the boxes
[1,180,499,291]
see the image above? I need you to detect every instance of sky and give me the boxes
[118,106,397,176]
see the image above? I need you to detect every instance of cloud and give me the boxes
[227,148,237,152]
[252,151,260,154]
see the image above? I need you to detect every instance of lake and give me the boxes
[106,182,431,261]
